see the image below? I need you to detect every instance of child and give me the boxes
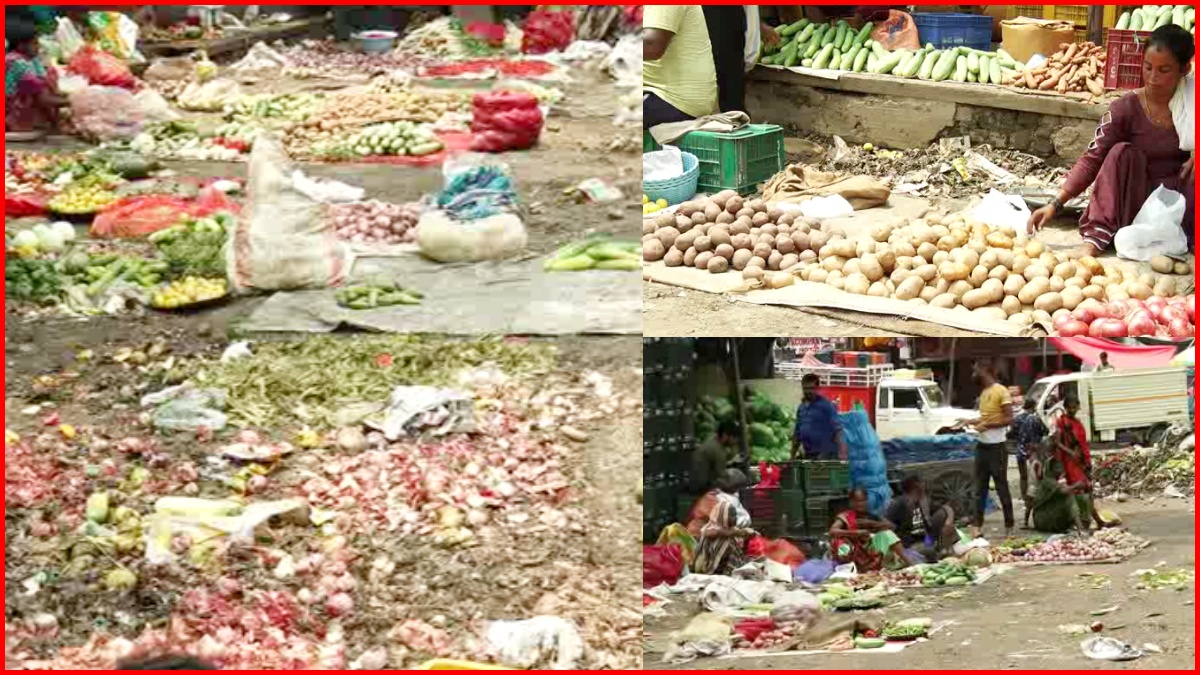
[1011,398,1049,528]
[1054,397,1104,532]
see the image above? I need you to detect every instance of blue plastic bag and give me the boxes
[794,559,835,584]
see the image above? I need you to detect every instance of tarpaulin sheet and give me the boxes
[1048,337,1181,368]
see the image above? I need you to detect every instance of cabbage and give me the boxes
[34,226,65,253]
[963,547,992,568]
[12,230,39,249]
[51,221,76,242]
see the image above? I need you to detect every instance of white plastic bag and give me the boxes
[135,89,179,123]
[417,210,527,262]
[486,616,584,670]
[1114,185,1189,261]
[972,189,1031,233]
[69,86,144,142]
[54,18,85,60]
[643,145,684,182]
[799,194,854,220]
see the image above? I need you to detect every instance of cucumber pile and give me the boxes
[919,560,976,587]
[1116,5,1195,33]
[335,283,423,310]
[544,238,641,272]
[759,17,1029,86]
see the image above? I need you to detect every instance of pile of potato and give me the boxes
[642,190,1193,329]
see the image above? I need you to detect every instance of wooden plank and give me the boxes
[141,17,331,57]
[750,66,1107,120]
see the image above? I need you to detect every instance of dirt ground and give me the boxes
[643,497,1196,670]
[5,67,644,668]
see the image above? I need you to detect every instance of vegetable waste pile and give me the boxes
[5,336,642,670]
[798,134,1069,200]
[1094,435,1197,498]
[642,190,1195,336]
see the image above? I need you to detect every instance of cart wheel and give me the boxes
[931,470,976,520]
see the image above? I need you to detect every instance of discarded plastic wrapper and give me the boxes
[643,146,684,182]
[972,189,1030,234]
[141,385,229,432]
[486,616,584,670]
[145,497,309,565]
[364,386,476,441]
[798,194,854,220]
[1081,636,1144,661]
[220,440,296,463]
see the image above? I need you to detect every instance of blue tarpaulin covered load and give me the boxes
[840,409,891,514]
[881,434,977,465]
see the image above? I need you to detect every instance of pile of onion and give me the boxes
[328,201,421,245]
[1052,293,1194,338]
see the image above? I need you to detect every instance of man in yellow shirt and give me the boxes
[972,364,1015,538]
[642,5,718,129]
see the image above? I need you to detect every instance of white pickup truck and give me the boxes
[1025,366,1193,446]
[873,377,979,441]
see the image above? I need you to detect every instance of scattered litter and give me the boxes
[220,341,253,362]
[486,616,584,670]
[141,385,229,432]
[363,386,475,440]
[1081,636,1144,661]
[1090,606,1119,616]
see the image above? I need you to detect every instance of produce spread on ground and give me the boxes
[7,7,643,671]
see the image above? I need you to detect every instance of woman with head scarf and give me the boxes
[830,486,910,571]
[6,15,65,137]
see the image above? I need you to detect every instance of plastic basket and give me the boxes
[642,150,699,206]
[801,459,852,496]
[911,12,993,50]
[1104,29,1153,91]
[673,124,785,196]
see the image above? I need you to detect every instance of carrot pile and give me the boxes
[1007,42,1108,101]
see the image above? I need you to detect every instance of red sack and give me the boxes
[67,45,137,89]
[765,539,806,567]
[870,10,920,52]
[733,618,775,642]
[470,92,544,152]
[746,535,769,558]
[90,189,239,239]
[5,193,48,217]
[643,544,683,588]
[521,10,575,54]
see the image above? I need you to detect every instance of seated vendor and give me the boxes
[884,475,959,563]
[686,467,751,539]
[691,469,755,576]
[5,16,65,138]
[643,5,717,129]
[830,487,910,571]
[1028,24,1194,256]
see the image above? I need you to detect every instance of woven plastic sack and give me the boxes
[521,9,575,54]
[643,544,684,588]
[67,45,136,89]
[5,193,48,217]
[69,85,143,142]
[226,136,352,292]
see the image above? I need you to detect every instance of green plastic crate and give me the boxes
[643,130,659,153]
[804,495,834,535]
[673,124,785,196]
[800,460,852,496]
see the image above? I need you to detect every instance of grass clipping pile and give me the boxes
[5,337,641,670]
[642,190,1194,332]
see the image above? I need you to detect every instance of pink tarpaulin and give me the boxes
[1049,337,1181,368]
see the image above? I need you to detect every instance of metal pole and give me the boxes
[946,338,957,406]
[1087,6,1103,45]
[729,338,751,471]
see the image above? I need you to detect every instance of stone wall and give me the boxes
[746,80,1098,167]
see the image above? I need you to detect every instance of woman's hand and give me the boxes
[1182,156,1194,181]
[1027,204,1057,235]
[761,23,780,48]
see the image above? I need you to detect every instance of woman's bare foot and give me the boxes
[1062,243,1098,260]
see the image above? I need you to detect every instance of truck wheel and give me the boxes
[1145,423,1170,448]
[931,470,976,521]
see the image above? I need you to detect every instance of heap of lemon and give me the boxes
[151,277,227,309]
[642,194,669,215]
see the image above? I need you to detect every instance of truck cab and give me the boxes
[1025,367,1192,446]
[874,378,977,440]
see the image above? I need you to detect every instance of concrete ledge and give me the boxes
[750,66,1107,121]
[747,66,1110,166]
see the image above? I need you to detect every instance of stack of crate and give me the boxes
[643,338,698,543]
[1007,5,1119,43]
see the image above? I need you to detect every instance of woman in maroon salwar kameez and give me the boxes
[1029,25,1194,257]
